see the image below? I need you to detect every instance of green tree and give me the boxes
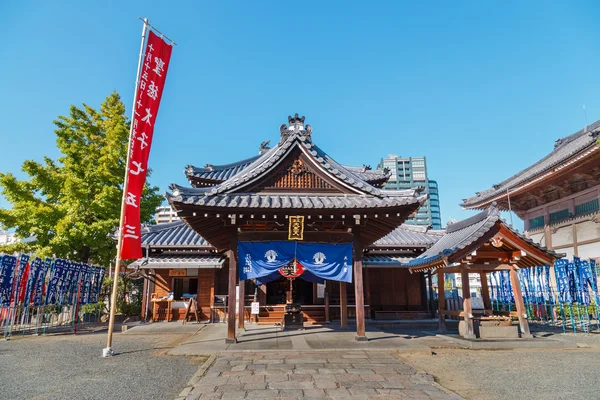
[0,92,163,265]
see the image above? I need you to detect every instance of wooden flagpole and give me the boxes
[103,18,149,358]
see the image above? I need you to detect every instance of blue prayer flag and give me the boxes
[0,255,18,306]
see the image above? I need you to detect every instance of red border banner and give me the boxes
[121,31,173,259]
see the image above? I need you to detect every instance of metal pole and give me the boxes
[103,18,149,358]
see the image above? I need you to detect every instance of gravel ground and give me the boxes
[399,345,600,400]
[0,330,204,400]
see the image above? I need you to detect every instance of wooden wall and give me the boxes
[143,268,218,321]
[366,268,426,311]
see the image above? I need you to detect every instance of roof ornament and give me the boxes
[259,140,271,155]
[280,113,312,142]
[554,138,564,149]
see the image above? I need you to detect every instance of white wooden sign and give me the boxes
[251,302,260,315]
[317,283,325,298]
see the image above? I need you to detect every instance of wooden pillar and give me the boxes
[353,227,367,341]
[226,239,238,344]
[509,266,533,338]
[364,267,371,319]
[437,269,447,333]
[479,271,492,313]
[238,279,245,329]
[428,271,435,318]
[324,282,330,322]
[259,283,267,304]
[461,269,476,339]
[340,281,348,328]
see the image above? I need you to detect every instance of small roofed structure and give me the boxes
[408,204,562,339]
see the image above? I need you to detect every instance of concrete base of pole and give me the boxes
[102,347,114,357]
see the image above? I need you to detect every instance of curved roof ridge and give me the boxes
[187,154,262,173]
[185,144,392,186]
[407,206,501,267]
[462,119,600,207]
[446,205,499,233]
[398,224,446,236]
[185,132,392,198]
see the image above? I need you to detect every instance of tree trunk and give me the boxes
[80,245,91,264]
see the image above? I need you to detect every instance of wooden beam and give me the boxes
[441,264,513,274]
[480,272,492,310]
[441,310,465,317]
[353,226,367,341]
[509,266,533,338]
[468,250,513,259]
[437,268,447,333]
[461,270,476,339]
[340,281,348,329]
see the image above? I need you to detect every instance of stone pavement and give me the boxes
[178,350,462,399]
[168,324,434,355]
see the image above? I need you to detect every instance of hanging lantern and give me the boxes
[279,260,305,279]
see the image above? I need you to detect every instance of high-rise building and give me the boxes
[0,230,18,246]
[378,154,442,229]
[155,205,180,224]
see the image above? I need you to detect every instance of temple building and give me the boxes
[132,115,447,341]
[462,120,600,261]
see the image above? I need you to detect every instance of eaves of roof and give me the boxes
[462,120,600,209]
[407,206,501,268]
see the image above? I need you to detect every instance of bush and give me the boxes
[100,275,143,316]
[81,302,105,314]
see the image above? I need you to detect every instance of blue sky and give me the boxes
[2,1,600,231]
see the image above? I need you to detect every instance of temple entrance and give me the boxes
[266,277,315,305]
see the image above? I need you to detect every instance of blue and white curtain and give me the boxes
[238,241,353,283]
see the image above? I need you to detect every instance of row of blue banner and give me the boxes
[238,241,353,283]
[489,258,599,306]
[0,254,106,307]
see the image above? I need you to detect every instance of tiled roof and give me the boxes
[407,205,562,269]
[336,165,391,183]
[363,254,414,267]
[167,190,424,210]
[129,254,224,269]
[407,206,501,268]
[462,120,600,208]
[185,155,391,186]
[140,220,441,249]
[373,225,444,247]
[141,221,212,247]
[169,125,423,211]
[185,155,261,183]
